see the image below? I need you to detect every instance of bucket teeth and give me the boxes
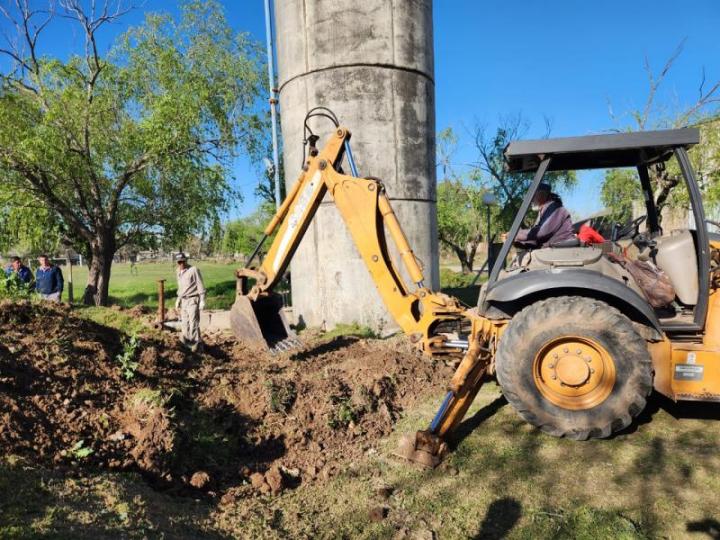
[270,336,303,354]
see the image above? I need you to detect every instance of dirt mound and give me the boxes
[0,301,453,499]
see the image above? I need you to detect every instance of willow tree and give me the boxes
[0,0,265,305]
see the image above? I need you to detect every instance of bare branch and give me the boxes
[639,38,686,129]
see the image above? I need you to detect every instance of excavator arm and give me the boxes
[233,127,470,353]
[230,126,505,466]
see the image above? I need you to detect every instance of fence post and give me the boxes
[157,279,166,327]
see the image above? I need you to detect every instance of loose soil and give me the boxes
[0,300,453,501]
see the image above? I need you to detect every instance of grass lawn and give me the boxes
[67,261,483,312]
[70,261,239,310]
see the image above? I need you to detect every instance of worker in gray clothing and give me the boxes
[174,253,206,352]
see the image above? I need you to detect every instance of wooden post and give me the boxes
[157,279,166,327]
[66,256,74,304]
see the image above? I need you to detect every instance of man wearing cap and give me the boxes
[513,182,574,249]
[175,253,206,352]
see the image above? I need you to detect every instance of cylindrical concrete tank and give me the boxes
[274,0,438,333]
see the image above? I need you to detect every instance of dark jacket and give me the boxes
[515,195,574,248]
[5,265,33,286]
[35,265,64,295]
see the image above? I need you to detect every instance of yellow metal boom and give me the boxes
[232,127,504,465]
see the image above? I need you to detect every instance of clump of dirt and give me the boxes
[0,300,454,499]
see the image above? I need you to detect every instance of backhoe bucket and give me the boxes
[395,430,447,469]
[229,294,299,352]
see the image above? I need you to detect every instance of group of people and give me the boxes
[4,251,206,352]
[3,255,65,301]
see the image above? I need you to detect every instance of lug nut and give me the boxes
[563,347,569,353]
[576,349,582,355]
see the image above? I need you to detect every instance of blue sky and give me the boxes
[4,1,719,219]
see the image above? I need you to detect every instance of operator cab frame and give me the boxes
[481,127,709,334]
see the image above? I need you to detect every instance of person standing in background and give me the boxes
[175,253,206,352]
[35,255,64,302]
[4,256,34,289]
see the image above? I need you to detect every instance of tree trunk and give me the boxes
[452,245,472,274]
[465,241,479,273]
[83,233,115,306]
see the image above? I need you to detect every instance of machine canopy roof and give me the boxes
[504,127,699,173]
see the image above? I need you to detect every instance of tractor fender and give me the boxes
[483,268,663,336]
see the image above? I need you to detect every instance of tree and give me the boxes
[220,203,274,259]
[436,127,488,272]
[601,169,641,222]
[473,114,577,233]
[602,41,720,221]
[0,0,266,305]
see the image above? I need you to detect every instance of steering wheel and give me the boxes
[615,215,646,240]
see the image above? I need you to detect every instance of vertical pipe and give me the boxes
[486,205,491,275]
[157,279,166,326]
[264,0,282,210]
[66,254,74,303]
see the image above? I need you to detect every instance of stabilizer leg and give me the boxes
[395,341,489,468]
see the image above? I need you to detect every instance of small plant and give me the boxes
[265,379,297,414]
[116,335,140,380]
[70,440,94,459]
[327,383,365,429]
[0,274,34,300]
[328,397,360,429]
[128,388,167,408]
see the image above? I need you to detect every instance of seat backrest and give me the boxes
[534,246,603,267]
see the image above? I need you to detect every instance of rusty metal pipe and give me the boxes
[157,279,166,327]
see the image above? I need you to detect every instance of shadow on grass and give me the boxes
[687,518,720,539]
[611,391,720,439]
[474,497,522,540]
[0,458,232,539]
[446,395,507,451]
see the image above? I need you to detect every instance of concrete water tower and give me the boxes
[273,0,438,332]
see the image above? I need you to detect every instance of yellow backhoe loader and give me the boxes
[231,108,720,466]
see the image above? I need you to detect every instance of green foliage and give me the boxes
[75,305,152,336]
[439,268,478,288]
[129,388,168,408]
[437,178,490,272]
[323,323,378,340]
[601,169,642,221]
[473,116,577,233]
[1,272,34,301]
[0,184,61,255]
[69,440,94,460]
[116,335,140,380]
[327,396,361,430]
[264,379,297,414]
[436,127,493,272]
[220,203,275,257]
[0,1,267,303]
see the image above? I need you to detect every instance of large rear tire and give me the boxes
[495,296,653,440]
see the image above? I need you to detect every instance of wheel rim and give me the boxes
[533,336,616,410]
